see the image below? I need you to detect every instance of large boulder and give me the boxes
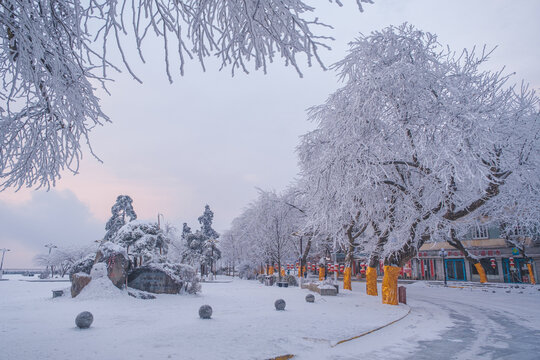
[94,242,128,289]
[71,273,92,298]
[128,263,200,295]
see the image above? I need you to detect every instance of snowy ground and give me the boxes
[1,275,539,359]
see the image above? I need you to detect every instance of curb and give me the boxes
[331,305,412,347]
[269,305,412,359]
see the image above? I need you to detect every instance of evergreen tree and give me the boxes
[104,195,137,241]
[198,205,219,239]
[181,223,192,240]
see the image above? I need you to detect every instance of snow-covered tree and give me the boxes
[198,205,219,240]
[298,23,540,301]
[104,195,137,241]
[34,244,98,277]
[181,231,206,266]
[197,205,220,276]
[112,220,168,265]
[224,189,300,280]
[0,0,373,191]
[181,223,192,240]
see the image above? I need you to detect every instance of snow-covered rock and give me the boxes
[71,273,92,298]
[127,263,200,295]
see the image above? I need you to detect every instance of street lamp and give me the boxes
[0,248,11,279]
[439,248,448,287]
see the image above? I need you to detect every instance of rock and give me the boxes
[75,311,93,329]
[94,243,128,289]
[199,305,213,319]
[71,273,92,298]
[128,267,182,294]
[305,294,315,303]
[275,299,286,311]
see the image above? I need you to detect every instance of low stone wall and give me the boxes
[301,282,337,296]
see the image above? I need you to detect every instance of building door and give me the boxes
[445,259,466,281]
[502,258,524,283]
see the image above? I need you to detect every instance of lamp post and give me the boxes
[439,248,448,287]
[44,243,57,278]
[0,248,11,279]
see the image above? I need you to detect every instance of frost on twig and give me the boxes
[1,0,371,191]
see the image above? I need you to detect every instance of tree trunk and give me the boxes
[343,267,352,290]
[527,264,536,285]
[343,234,355,291]
[299,236,312,280]
[366,266,378,296]
[381,265,401,305]
[366,223,390,296]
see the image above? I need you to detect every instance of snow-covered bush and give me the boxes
[68,253,96,278]
[285,275,298,287]
[238,261,258,280]
[112,221,169,264]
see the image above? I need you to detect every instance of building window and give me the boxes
[472,224,489,239]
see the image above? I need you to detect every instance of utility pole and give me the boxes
[44,243,57,278]
[0,248,11,279]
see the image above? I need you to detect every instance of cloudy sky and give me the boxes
[1,0,539,268]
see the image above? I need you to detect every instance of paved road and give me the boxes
[403,288,540,360]
[305,285,540,360]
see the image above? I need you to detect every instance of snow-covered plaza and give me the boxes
[1,275,539,360]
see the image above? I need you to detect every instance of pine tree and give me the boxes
[104,195,137,241]
[198,205,219,240]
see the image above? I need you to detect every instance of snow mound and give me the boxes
[76,275,126,300]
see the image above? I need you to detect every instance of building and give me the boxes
[413,224,539,283]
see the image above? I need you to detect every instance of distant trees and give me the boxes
[222,189,300,280]
[33,244,98,277]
